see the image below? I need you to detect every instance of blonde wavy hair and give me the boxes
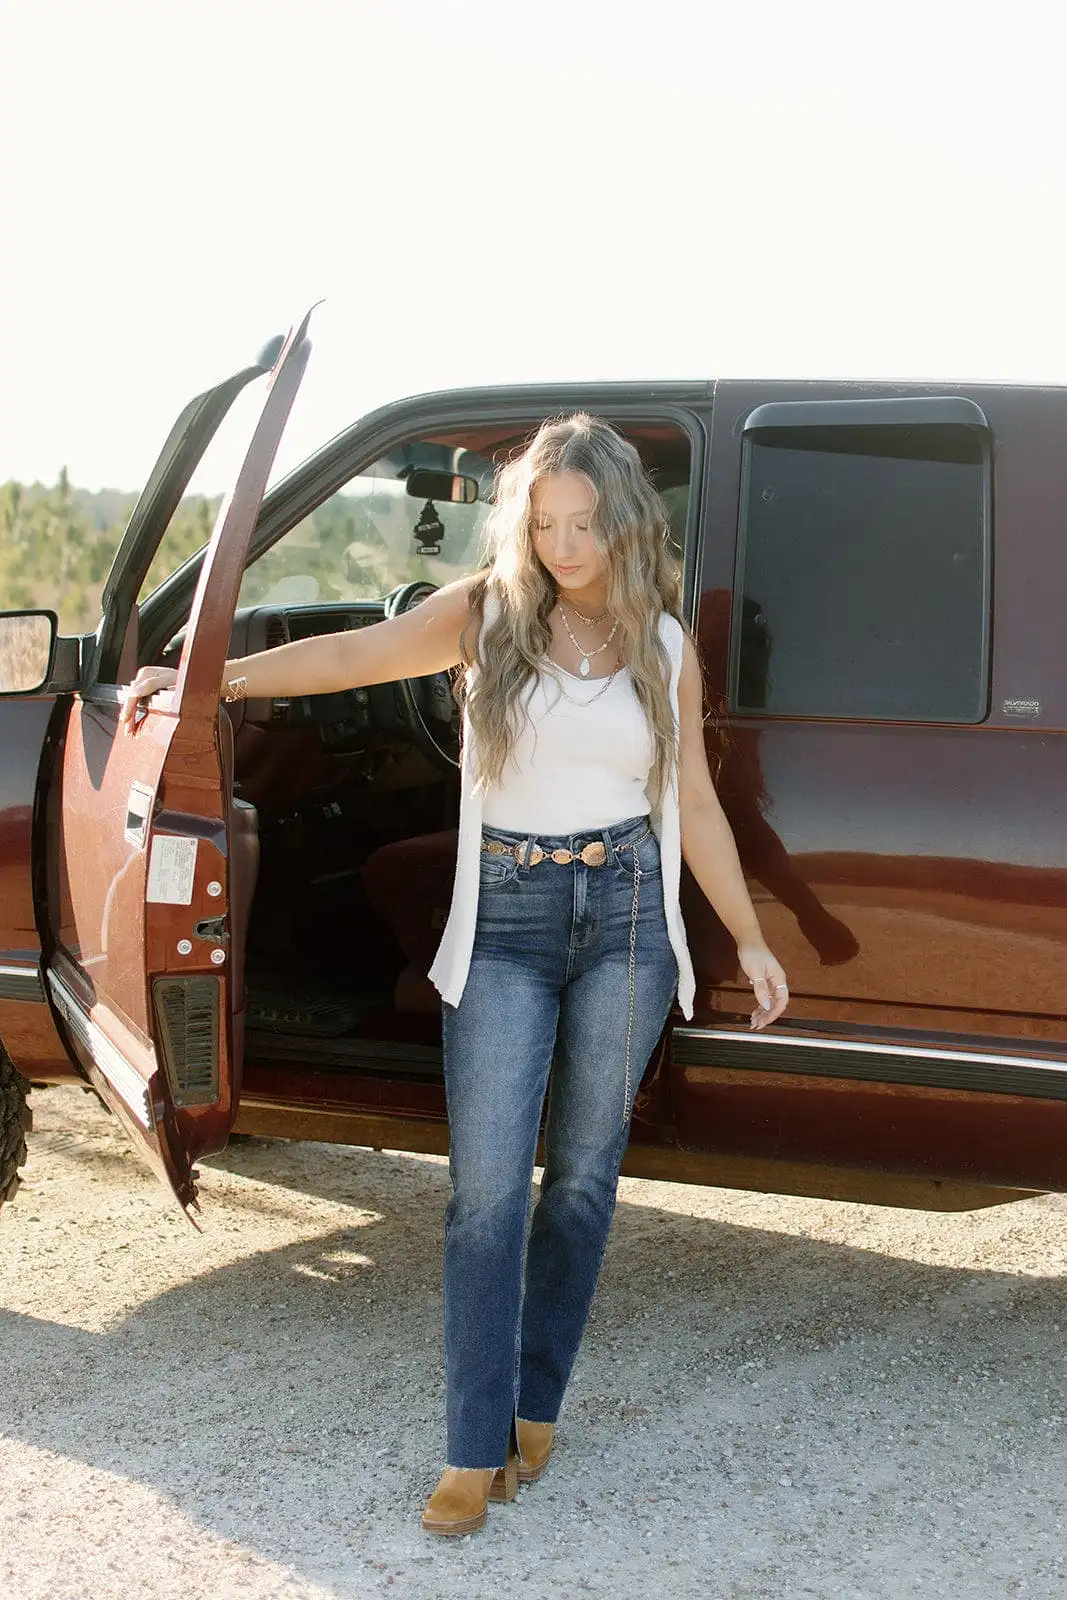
[459,413,686,810]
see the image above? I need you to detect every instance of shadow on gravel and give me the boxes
[2,1134,1065,1598]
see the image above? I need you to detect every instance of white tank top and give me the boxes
[481,665,654,833]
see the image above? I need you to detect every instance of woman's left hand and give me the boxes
[737,940,789,1030]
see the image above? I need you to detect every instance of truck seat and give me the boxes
[362,830,458,1015]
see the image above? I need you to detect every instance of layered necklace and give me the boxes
[551,600,622,706]
[558,602,619,677]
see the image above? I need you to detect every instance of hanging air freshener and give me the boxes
[414,500,445,555]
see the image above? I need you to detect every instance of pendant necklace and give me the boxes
[559,602,619,677]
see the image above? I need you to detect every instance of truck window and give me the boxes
[731,422,989,721]
[659,481,688,562]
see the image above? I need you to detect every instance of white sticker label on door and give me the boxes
[124,781,155,849]
[146,835,198,905]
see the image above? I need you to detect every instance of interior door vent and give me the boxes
[152,976,221,1107]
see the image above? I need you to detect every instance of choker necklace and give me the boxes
[559,603,619,677]
[568,602,609,627]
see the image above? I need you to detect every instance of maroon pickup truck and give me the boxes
[2,313,1065,1218]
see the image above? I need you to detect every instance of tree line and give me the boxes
[0,471,485,634]
[0,472,220,634]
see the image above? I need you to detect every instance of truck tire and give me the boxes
[0,1047,32,1209]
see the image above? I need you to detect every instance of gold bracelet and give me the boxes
[222,675,248,703]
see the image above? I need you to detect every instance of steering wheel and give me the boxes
[384,581,460,772]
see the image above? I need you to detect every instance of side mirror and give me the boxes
[0,611,58,694]
[404,468,479,506]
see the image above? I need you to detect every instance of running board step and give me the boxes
[245,1031,443,1077]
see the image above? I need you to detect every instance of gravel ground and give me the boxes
[0,1086,1064,1600]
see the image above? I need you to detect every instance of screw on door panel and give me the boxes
[210,949,226,965]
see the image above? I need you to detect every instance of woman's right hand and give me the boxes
[120,665,178,727]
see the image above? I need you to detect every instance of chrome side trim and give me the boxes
[675,1028,1067,1074]
[46,970,153,1127]
[0,963,45,1003]
[673,1027,1067,1103]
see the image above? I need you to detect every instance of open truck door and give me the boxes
[37,312,314,1214]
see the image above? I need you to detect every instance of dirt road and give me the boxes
[1,1086,1064,1600]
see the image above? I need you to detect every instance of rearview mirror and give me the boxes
[404,468,479,505]
[0,611,57,694]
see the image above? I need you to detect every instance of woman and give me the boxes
[122,415,788,1536]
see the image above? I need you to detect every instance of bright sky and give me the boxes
[2,0,1065,493]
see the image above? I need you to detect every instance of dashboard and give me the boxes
[164,601,425,753]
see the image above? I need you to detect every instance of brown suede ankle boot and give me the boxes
[491,1418,555,1495]
[421,1457,518,1537]
[516,1418,554,1482]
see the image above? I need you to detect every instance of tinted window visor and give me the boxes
[731,420,991,722]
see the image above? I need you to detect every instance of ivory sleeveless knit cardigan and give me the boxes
[428,596,696,1019]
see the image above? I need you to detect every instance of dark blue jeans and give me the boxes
[441,813,679,1469]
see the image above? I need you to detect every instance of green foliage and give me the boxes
[0,476,219,633]
[141,496,219,602]
[0,470,487,636]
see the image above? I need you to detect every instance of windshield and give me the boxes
[237,450,494,607]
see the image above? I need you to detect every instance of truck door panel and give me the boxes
[38,318,312,1212]
[673,380,1067,1192]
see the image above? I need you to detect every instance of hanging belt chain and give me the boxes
[623,849,641,1128]
[480,828,648,1128]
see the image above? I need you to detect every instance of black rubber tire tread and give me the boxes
[0,1045,32,1210]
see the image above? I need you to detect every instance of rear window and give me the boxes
[731,420,990,722]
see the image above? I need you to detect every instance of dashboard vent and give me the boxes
[265,617,289,718]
